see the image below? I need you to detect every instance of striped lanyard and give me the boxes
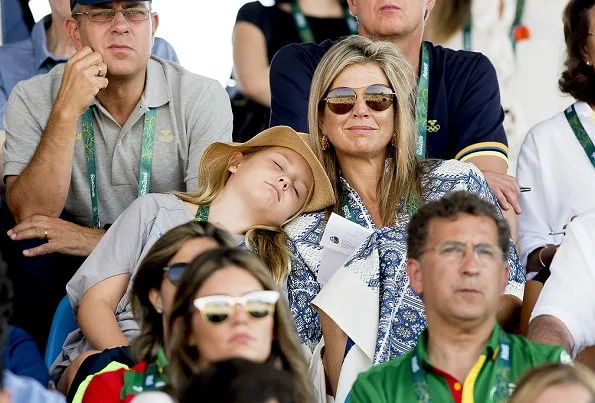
[82,107,157,228]
[415,42,431,159]
[411,333,511,402]
[564,105,595,168]
[291,2,358,44]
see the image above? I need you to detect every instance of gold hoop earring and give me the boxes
[321,135,329,151]
[391,132,398,147]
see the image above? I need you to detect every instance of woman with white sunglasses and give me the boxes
[154,247,310,402]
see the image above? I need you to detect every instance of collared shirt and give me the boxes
[348,325,570,403]
[4,57,232,227]
[517,101,595,265]
[269,40,508,163]
[0,15,179,129]
[4,369,66,403]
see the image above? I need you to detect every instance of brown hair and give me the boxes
[559,0,595,103]
[509,362,595,403]
[175,147,308,284]
[165,247,312,403]
[407,191,511,262]
[424,0,472,44]
[308,35,423,226]
[130,221,236,364]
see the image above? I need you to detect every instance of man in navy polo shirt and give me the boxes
[269,0,521,218]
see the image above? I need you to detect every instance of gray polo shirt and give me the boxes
[3,56,232,226]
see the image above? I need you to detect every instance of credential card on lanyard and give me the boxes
[318,213,373,286]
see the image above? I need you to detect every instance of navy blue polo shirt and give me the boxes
[269,39,508,162]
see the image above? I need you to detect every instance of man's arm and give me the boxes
[527,315,574,353]
[450,53,521,214]
[5,47,107,222]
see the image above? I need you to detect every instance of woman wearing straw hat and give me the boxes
[283,36,526,402]
[49,126,335,395]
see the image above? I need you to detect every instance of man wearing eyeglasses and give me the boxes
[1,0,232,350]
[0,0,178,195]
[348,191,569,403]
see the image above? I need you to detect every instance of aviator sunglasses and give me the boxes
[321,84,396,115]
[193,290,280,324]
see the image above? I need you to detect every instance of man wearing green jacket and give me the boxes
[349,191,569,403]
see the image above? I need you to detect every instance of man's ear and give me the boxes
[148,288,164,314]
[227,151,244,174]
[150,12,159,41]
[347,0,358,17]
[407,258,424,296]
[424,0,436,22]
[65,17,83,51]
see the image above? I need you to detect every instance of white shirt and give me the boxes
[530,210,595,356]
[517,101,595,265]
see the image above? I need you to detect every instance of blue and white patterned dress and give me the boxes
[284,159,525,401]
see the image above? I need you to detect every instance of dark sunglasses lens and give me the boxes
[325,88,356,115]
[246,300,274,319]
[166,263,187,285]
[206,312,229,323]
[364,86,394,111]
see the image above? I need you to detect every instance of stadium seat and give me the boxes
[44,295,77,369]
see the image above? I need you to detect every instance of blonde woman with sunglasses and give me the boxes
[50,126,335,395]
[284,35,525,402]
[164,247,311,402]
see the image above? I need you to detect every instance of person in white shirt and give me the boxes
[527,210,595,358]
[517,0,595,275]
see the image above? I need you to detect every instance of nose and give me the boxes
[278,176,290,191]
[230,304,249,325]
[461,247,480,275]
[111,9,130,33]
[352,93,370,117]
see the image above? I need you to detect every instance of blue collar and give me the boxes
[32,15,69,70]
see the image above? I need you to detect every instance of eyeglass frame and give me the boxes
[193,290,280,324]
[420,241,505,266]
[72,6,152,23]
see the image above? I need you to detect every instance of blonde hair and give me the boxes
[175,147,309,284]
[509,362,595,403]
[165,247,312,403]
[424,0,471,44]
[308,35,422,226]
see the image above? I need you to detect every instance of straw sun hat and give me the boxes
[198,126,335,213]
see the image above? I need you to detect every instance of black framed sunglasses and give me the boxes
[321,84,396,115]
[163,263,187,286]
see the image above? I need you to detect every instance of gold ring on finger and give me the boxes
[44,229,48,239]
[96,64,102,76]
